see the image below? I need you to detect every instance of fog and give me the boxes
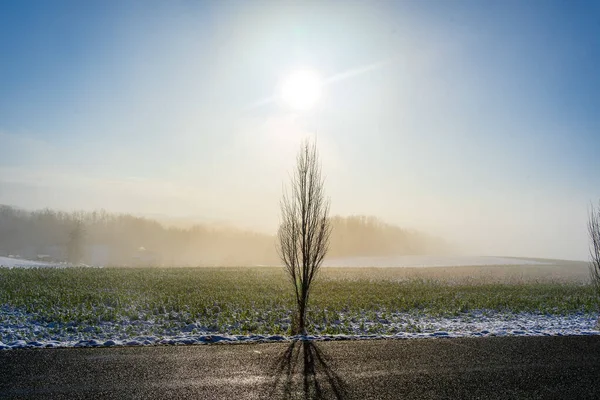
[0,206,450,266]
[1,1,599,261]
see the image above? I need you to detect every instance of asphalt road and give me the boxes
[1,336,600,399]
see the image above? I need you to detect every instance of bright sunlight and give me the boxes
[280,69,322,111]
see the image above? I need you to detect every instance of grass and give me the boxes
[0,266,598,337]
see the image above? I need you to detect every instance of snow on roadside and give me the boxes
[1,305,598,350]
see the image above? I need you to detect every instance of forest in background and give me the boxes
[0,205,452,266]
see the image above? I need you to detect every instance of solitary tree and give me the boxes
[589,202,600,315]
[278,139,332,335]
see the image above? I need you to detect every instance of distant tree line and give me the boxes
[0,205,451,266]
[328,215,452,258]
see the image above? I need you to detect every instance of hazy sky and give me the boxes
[1,0,599,260]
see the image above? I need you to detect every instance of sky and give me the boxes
[1,0,599,260]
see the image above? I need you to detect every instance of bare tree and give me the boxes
[278,139,332,335]
[589,201,600,296]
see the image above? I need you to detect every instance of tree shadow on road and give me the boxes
[268,340,348,400]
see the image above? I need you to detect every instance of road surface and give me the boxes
[1,336,599,399]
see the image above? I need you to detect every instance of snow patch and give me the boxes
[0,256,101,269]
[1,306,598,350]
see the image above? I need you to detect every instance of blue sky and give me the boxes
[1,0,599,259]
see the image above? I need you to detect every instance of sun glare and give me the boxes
[280,69,322,111]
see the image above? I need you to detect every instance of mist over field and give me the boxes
[0,206,452,266]
[1,1,599,262]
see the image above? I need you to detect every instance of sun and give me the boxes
[280,69,322,111]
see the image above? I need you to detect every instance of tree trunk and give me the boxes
[298,298,307,335]
[296,287,311,335]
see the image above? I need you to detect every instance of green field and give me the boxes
[1,265,597,337]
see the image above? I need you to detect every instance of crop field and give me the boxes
[1,263,599,349]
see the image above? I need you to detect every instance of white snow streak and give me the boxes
[1,306,597,350]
